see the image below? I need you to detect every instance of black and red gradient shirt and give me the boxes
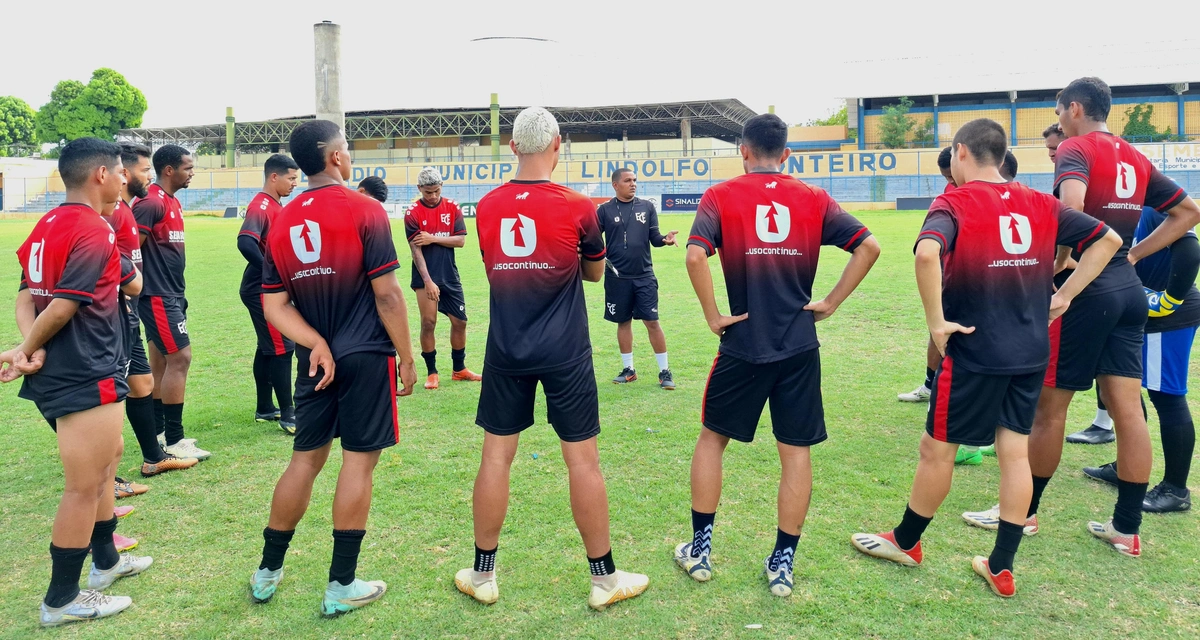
[239,192,283,296]
[1054,131,1188,297]
[101,199,144,327]
[687,172,871,363]
[476,180,606,374]
[404,197,468,286]
[133,183,186,297]
[918,181,1110,374]
[262,185,400,359]
[15,204,133,401]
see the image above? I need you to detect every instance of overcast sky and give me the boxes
[3,0,1199,130]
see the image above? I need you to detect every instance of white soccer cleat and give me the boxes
[673,542,712,582]
[454,568,499,605]
[962,505,1039,536]
[40,590,132,626]
[764,556,793,597]
[588,570,649,611]
[164,440,210,461]
[87,554,153,590]
[897,385,931,402]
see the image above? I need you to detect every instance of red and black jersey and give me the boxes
[262,185,400,359]
[15,204,131,401]
[404,197,467,286]
[687,172,871,364]
[476,180,606,374]
[918,181,1110,374]
[239,192,283,296]
[101,199,144,327]
[1054,131,1188,297]
[943,181,957,194]
[133,184,186,297]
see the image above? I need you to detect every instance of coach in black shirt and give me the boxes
[597,168,678,389]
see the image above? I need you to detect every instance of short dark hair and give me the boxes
[937,146,952,170]
[951,119,1007,168]
[741,113,788,158]
[358,175,388,203]
[1042,123,1064,139]
[611,167,634,182]
[264,153,300,178]
[152,144,191,175]
[119,143,151,169]
[1057,77,1111,121]
[290,120,343,176]
[60,138,121,189]
[1001,150,1019,181]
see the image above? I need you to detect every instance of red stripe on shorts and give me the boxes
[933,356,953,442]
[98,378,117,405]
[262,294,287,355]
[700,353,720,425]
[388,356,399,442]
[1044,317,1062,388]
[151,296,179,353]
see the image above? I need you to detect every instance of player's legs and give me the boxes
[616,320,635,378]
[1026,386,1074,511]
[446,314,481,380]
[472,431,518,551]
[645,320,667,354]
[126,372,167,465]
[450,316,467,351]
[266,445,333,531]
[690,427,729,515]
[160,345,193,447]
[561,437,611,557]
[415,291,440,388]
[994,426,1033,529]
[1097,374,1152,538]
[772,441,812,593]
[148,342,165,431]
[908,433,959,518]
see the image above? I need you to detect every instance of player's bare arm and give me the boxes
[370,273,418,396]
[1053,228,1123,320]
[7,289,45,376]
[914,238,973,356]
[580,255,604,282]
[408,242,440,302]
[121,269,143,297]
[805,235,880,321]
[413,231,467,249]
[686,244,747,336]
[1128,197,1200,265]
[262,290,335,390]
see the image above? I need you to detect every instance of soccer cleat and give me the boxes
[980,444,996,457]
[612,367,637,384]
[659,369,676,390]
[113,533,138,553]
[250,567,284,603]
[164,440,211,461]
[1066,424,1116,444]
[1088,519,1141,557]
[87,554,153,591]
[113,478,148,499]
[40,589,132,627]
[961,505,1039,536]
[452,369,483,382]
[140,454,198,477]
[955,447,983,466]
[1083,461,1119,486]
[850,531,922,566]
[424,373,440,390]
[971,556,1016,598]
[113,506,135,519]
[279,407,296,435]
[321,578,387,617]
[587,570,649,611]
[454,568,499,605]
[1143,482,1192,513]
[897,385,931,402]
[764,556,793,597]
[255,408,281,422]
[673,542,712,582]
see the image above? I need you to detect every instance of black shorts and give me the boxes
[139,295,190,355]
[926,357,1044,446]
[1045,285,1146,391]
[414,283,468,322]
[241,290,295,356]
[126,324,152,377]
[25,376,129,424]
[475,355,600,443]
[701,349,826,447]
[293,350,399,453]
[604,276,659,323]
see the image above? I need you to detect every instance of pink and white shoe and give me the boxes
[113,533,138,553]
[1088,519,1141,557]
[850,530,923,566]
[113,506,135,519]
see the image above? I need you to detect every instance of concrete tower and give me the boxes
[314,21,344,131]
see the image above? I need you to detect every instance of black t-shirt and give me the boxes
[133,184,187,297]
[597,197,665,279]
[687,172,871,364]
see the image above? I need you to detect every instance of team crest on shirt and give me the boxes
[635,211,646,224]
[441,213,451,225]
[27,240,44,283]
[1115,162,1137,198]
[755,201,791,243]
[500,214,537,257]
[290,219,323,264]
[999,212,1032,255]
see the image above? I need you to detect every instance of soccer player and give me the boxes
[248,120,417,616]
[676,113,880,597]
[852,119,1120,597]
[1079,205,1198,512]
[1043,123,1066,161]
[454,107,648,611]
[238,154,301,434]
[971,77,1200,557]
[0,138,154,626]
[134,145,208,460]
[357,175,388,203]
[938,146,954,192]
[597,168,679,389]
[404,166,481,389]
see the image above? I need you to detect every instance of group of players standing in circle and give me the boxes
[3,74,1197,626]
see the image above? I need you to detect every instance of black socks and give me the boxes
[1149,389,1195,488]
[90,517,120,571]
[253,352,274,413]
[588,550,616,577]
[1028,475,1052,518]
[1114,480,1148,535]
[768,528,800,572]
[164,403,184,446]
[691,509,714,557]
[452,348,466,373]
[126,395,165,463]
[893,505,932,551]
[330,529,366,586]
[268,354,294,413]
[474,545,497,573]
[259,527,295,571]
[45,544,89,608]
[924,367,935,390]
[988,519,1024,574]
[421,351,437,376]
[153,398,165,436]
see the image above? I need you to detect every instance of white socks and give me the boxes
[1094,408,1114,431]
[655,352,669,372]
[621,353,634,369]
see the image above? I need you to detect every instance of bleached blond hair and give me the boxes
[417,166,443,186]
[511,107,559,154]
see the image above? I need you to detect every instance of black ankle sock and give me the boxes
[44,544,89,608]
[924,367,935,389]
[259,527,295,571]
[1113,480,1148,535]
[329,529,366,586]
[268,354,294,413]
[691,509,715,557]
[1149,389,1195,487]
[452,348,466,373]
[253,352,274,413]
[588,549,616,577]
[988,519,1024,574]
[768,528,800,571]
[153,398,166,436]
[1028,475,1052,517]
[126,395,165,463]
[164,403,185,446]
[474,545,497,573]
[421,350,437,376]
[90,517,120,571]
[893,505,932,551]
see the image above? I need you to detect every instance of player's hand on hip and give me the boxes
[426,281,441,302]
[803,298,838,322]
[309,340,336,391]
[1049,292,1072,322]
[398,359,417,397]
[663,230,679,246]
[929,321,975,357]
[708,313,748,336]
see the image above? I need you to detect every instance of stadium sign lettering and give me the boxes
[577,159,710,180]
[784,152,897,175]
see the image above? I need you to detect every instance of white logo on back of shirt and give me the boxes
[515,192,529,200]
[999,212,1033,255]
[290,219,323,264]
[302,198,315,207]
[765,181,777,189]
[27,240,44,283]
[755,201,791,243]
[500,214,537,257]
[1115,162,1137,199]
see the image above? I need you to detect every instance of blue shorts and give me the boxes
[1143,326,1197,395]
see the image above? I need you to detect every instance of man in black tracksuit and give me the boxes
[597,168,678,389]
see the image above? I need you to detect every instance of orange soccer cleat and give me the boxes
[452,369,483,382]
[425,373,440,390]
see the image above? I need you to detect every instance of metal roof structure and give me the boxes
[118,99,757,148]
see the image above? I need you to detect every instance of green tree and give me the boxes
[36,69,147,144]
[0,96,37,156]
[911,117,935,148]
[804,105,858,141]
[35,79,84,144]
[1121,104,1173,142]
[878,97,917,149]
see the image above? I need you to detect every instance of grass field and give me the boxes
[0,210,1197,639]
